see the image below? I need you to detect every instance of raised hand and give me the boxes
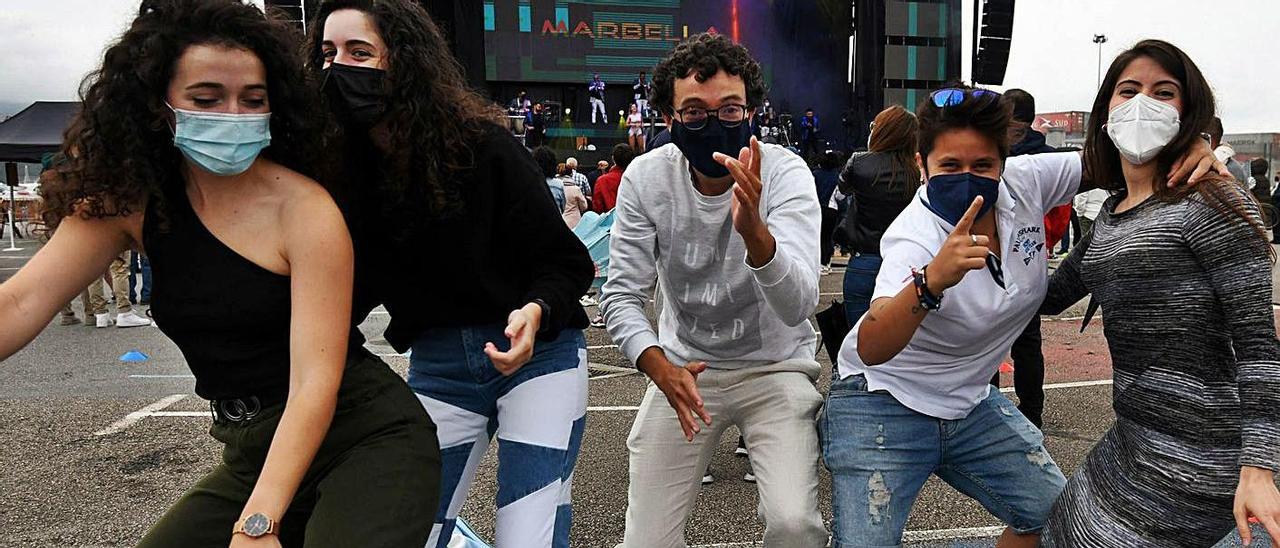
[714,137,775,267]
[925,196,990,292]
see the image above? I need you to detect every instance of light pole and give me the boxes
[1093,34,1108,90]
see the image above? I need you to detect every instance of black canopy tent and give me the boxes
[0,101,79,240]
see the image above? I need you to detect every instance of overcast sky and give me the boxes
[2,0,1276,133]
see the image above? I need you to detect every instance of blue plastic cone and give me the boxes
[119,350,150,362]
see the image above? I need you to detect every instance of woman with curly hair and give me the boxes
[304,1,594,546]
[0,1,440,546]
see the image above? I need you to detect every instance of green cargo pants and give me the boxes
[136,351,441,547]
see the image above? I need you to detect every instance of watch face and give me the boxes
[244,513,270,536]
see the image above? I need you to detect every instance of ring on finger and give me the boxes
[970,234,979,246]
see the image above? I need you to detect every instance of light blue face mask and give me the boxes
[169,105,272,176]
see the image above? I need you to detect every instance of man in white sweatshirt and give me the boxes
[600,33,826,548]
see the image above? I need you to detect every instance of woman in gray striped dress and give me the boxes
[1040,39,1280,546]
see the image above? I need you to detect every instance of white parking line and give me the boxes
[591,371,639,381]
[120,379,1114,430]
[95,394,187,436]
[688,525,1008,547]
[1002,379,1112,392]
[902,525,1006,542]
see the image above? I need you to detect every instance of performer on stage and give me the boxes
[800,108,821,160]
[589,73,607,124]
[507,90,530,115]
[633,70,651,117]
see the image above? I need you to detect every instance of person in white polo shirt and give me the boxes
[819,84,1227,548]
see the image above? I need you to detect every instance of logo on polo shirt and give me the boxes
[1013,226,1045,265]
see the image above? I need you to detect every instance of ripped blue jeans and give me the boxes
[820,374,1066,547]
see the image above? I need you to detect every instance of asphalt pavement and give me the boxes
[1,237,1276,547]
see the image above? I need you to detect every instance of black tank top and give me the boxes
[143,187,292,401]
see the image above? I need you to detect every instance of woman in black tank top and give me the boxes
[0,2,439,546]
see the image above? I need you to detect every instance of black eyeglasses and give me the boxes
[930,88,1002,108]
[675,104,748,130]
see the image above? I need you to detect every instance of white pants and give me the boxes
[590,97,607,123]
[635,98,649,117]
[621,359,828,548]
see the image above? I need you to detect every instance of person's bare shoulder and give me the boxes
[256,161,342,221]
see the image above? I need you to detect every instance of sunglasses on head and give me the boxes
[930,87,1002,108]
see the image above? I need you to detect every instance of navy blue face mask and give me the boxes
[923,171,1000,226]
[670,118,752,179]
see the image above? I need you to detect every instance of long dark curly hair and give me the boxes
[39,0,326,231]
[304,0,505,225]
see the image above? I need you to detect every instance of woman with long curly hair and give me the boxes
[1039,39,1280,547]
[0,1,440,546]
[304,1,594,546]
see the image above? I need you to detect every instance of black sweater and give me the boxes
[348,125,594,352]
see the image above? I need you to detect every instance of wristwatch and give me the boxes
[531,298,552,334]
[232,513,277,538]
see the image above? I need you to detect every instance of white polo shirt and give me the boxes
[836,151,1082,419]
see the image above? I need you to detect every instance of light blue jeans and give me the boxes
[821,374,1067,547]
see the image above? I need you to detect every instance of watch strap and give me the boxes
[531,299,552,334]
[232,513,277,537]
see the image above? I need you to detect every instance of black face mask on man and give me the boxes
[322,63,388,131]
[670,116,752,179]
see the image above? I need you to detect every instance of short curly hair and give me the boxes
[650,33,766,117]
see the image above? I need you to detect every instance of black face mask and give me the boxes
[669,117,751,179]
[322,63,388,131]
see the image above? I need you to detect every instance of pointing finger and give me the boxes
[953,196,985,234]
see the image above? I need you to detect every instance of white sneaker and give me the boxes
[820,265,833,276]
[743,471,756,483]
[735,446,748,457]
[95,313,113,328]
[701,474,714,485]
[115,311,152,328]
[579,295,598,307]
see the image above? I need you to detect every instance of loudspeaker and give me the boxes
[263,0,317,33]
[972,0,1014,85]
[419,0,487,92]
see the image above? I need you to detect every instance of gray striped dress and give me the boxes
[1039,187,1280,546]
